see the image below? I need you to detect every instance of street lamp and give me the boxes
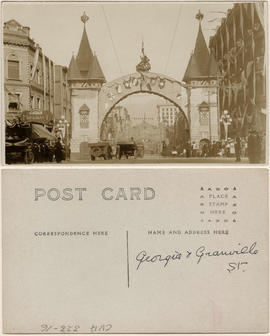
[220,110,232,141]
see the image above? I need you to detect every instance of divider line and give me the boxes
[126,230,130,288]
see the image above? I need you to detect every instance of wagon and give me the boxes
[116,142,138,159]
[89,142,112,161]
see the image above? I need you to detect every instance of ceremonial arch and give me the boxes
[67,12,219,158]
[98,71,189,138]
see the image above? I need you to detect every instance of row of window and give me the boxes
[161,107,178,112]
[162,112,175,117]
[7,57,54,86]
[7,92,52,111]
[30,96,42,109]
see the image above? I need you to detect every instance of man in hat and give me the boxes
[54,137,63,163]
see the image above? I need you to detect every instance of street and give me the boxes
[63,154,250,164]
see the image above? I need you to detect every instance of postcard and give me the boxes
[2,2,267,165]
[2,168,268,333]
[1,0,269,334]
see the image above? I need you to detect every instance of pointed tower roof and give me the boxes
[193,23,210,74]
[183,53,202,82]
[68,12,106,83]
[208,52,219,77]
[183,10,215,82]
[88,55,106,82]
[76,26,94,75]
[67,55,82,80]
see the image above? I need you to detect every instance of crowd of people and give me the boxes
[32,133,265,164]
[175,131,265,163]
[32,138,70,163]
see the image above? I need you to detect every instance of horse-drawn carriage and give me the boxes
[6,121,34,164]
[116,142,144,159]
[6,120,56,164]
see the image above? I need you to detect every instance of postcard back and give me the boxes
[2,168,269,333]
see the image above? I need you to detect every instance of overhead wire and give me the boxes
[101,4,123,75]
[164,5,182,74]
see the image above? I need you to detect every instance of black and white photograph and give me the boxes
[3,1,267,164]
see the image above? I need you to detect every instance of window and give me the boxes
[36,69,41,84]
[79,104,90,128]
[8,60,20,79]
[30,96,34,109]
[8,93,20,111]
[199,110,209,125]
[36,97,41,109]
[199,102,209,126]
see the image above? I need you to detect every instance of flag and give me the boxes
[228,81,232,108]
[52,62,55,116]
[239,5,245,65]
[240,103,248,129]
[241,69,247,102]
[31,45,40,81]
[254,2,264,29]
[232,15,236,46]
[220,30,224,58]
[246,61,254,79]
[42,53,46,110]
[222,86,226,108]
[48,60,51,113]
[225,22,230,53]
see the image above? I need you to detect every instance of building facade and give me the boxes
[157,103,179,126]
[3,19,71,132]
[100,106,132,141]
[182,11,219,145]
[209,3,266,137]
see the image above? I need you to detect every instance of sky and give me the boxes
[3,1,233,82]
[3,1,233,123]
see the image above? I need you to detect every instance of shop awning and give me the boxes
[32,124,56,140]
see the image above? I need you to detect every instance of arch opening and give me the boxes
[100,91,190,156]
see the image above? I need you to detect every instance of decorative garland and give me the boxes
[104,73,184,102]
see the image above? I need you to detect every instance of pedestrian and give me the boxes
[225,142,230,157]
[254,132,261,163]
[48,143,54,162]
[107,144,112,160]
[191,141,197,157]
[54,138,63,163]
[260,133,266,163]
[248,131,256,163]
[40,142,46,162]
[33,142,39,162]
[229,140,235,157]
[66,144,71,161]
[37,143,42,162]
[212,141,218,157]
[185,141,191,158]
[44,141,50,162]
[234,137,241,162]
[202,143,208,157]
